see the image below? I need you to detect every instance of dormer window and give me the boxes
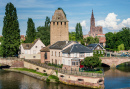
[26,45,29,48]
[35,46,37,48]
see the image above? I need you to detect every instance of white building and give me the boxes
[19,38,45,59]
[62,43,93,70]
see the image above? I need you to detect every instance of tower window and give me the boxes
[53,22,55,25]
[57,22,58,25]
[61,22,62,25]
[65,22,66,25]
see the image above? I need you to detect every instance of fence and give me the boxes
[24,59,104,77]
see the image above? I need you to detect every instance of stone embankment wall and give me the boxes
[0,57,24,67]
[24,60,104,88]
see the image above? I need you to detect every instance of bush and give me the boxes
[43,73,48,76]
[49,75,59,83]
[46,78,50,82]
[48,63,63,68]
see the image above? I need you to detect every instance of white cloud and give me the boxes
[96,13,130,30]
[80,20,88,30]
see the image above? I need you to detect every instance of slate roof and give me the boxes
[87,43,104,50]
[40,45,51,52]
[62,44,92,53]
[49,41,75,50]
[22,38,40,50]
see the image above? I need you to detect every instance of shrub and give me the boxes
[43,73,48,76]
[46,78,50,82]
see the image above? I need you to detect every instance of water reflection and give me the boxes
[0,63,130,89]
[0,70,93,89]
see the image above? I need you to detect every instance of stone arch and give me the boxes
[116,61,130,67]
[101,63,110,67]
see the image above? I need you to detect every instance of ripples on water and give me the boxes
[0,63,130,89]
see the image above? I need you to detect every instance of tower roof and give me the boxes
[51,9,68,22]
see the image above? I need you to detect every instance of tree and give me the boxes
[36,26,50,46]
[94,36,99,43]
[81,56,101,68]
[75,23,83,41]
[45,16,50,27]
[25,18,36,43]
[118,44,125,51]
[36,16,50,46]
[85,36,95,45]
[2,2,20,57]
[69,32,76,41]
[105,27,130,51]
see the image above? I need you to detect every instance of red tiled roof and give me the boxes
[99,37,106,43]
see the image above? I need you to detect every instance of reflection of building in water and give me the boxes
[104,69,130,77]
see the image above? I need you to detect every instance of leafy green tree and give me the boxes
[69,32,76,41]
[118,44,125,51]
[81,56,101,68]
[36,16,50,46]
[25,18,36,43]
[94,36,99,43]
[36,26,50,46]
[75,23,83,41]
[45,16,50,27]
[85,36,95,45]
[2,2,20,57]
[105,27,130,50]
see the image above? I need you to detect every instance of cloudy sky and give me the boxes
[0,0,130,35]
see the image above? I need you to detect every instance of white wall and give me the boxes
[62,52,93,66]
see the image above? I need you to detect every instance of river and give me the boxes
[0,65,130,89]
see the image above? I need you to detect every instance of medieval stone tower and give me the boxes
[89,10,103,37]
[50,9,69,45]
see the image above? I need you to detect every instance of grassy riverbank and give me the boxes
[13,68,48,76]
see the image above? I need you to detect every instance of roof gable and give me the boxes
[87,43,105,50]
[21,38,42,50]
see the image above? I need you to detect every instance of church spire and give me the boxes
[91,9,94,18]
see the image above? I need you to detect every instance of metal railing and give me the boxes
[24,59,104,77]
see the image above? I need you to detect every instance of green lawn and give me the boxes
[13,68,48,76]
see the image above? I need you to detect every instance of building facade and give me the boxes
[62,44,93,70]
[88,10,103,37]
[19,38,45,59]
[49,41,77,65]
[50,9,69,45]
[40,45,50,63]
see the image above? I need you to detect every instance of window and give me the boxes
[65,22,66,25]
[26,45,29,48]
[55,51,57,56]
[72,62,75,66]
[52,59,53,63]
[33,56,36,58]
[59,52,60,57]
[80,53,84,57]
[76,62,78,65]
[45,52,47,59]
[57,22,58,25]
[35,46,37,48]
[33,50,36,54]
[25,50,27,54]
[97,46,99,49]
[52,51,53,56]
[61,22,62,25]
[98,51,100,54]
[86,53,90,56]
[101,51,103,54]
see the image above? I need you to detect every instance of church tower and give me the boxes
[90,10,95,36]
[50,9,69,45]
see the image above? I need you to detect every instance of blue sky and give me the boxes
[0,0,130,35]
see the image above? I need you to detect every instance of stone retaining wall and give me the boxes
[24,60,104,88]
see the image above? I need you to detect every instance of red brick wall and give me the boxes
[41,52,50,63]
